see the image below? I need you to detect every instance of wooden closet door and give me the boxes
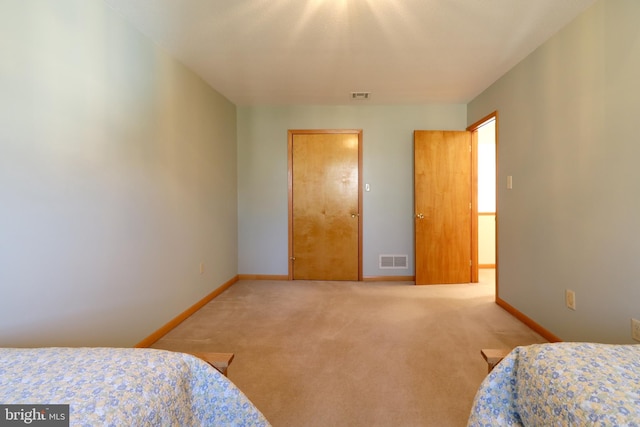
[289,131,361,280]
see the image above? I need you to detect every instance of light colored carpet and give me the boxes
[152,270,546,426]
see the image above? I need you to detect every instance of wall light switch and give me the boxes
[565,289,576,310]
[365,183,371,192]
[507,176,513,190]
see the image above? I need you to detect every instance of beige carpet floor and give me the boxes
[152,270,546,426]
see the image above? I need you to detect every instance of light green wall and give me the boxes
[0,0,238,346]
[468,0,640,343]
[237,105,466,277]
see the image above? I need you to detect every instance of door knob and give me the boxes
[351,213,359,218]
[416,213,425,219]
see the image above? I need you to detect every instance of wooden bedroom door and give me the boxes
[288,130,362,281]
[414,130,472,285]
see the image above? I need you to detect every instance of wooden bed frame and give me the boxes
[480,348,510,373]
[188,352,235,376]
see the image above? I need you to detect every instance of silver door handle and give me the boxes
[351,213,359,218]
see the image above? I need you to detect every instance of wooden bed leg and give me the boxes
[189,352,235,376]
[481,349,510,373]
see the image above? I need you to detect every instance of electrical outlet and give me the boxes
[565,289,576,310]
[632,318,640,342]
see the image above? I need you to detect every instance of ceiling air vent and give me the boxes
[351,92,371,100]
[379,254,408,269]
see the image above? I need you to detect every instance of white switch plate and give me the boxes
[199,262,204,274]
[565,289,576,310]
[632,318,640,342]
[507,175,513,189]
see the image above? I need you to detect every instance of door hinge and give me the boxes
[470,260,472,266]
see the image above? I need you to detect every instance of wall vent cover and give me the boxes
[351,92,371,100]
[379,254,408,269]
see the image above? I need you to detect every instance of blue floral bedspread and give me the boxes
[0,347,270,426]
[468,342,640,426]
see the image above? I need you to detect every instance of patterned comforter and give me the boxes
[468,342,640,426]
[0,347,270,426]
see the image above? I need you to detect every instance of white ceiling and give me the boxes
[103,0,597,106]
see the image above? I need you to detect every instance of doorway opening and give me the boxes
[468,112,497,294]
